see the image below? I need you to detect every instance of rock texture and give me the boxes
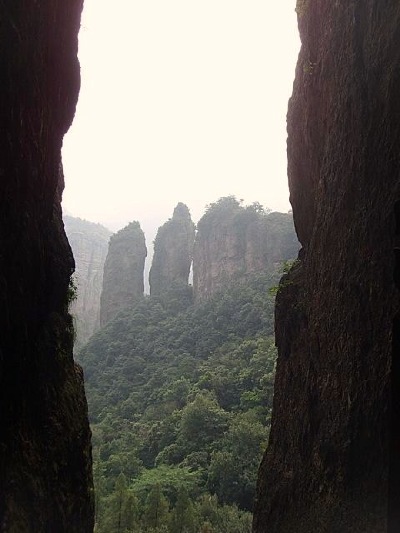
[253,2,400,532]
[0,2,93,531]
[149,203,195,297]
[193,197,299,301]
[100,222,147,326]
[64,216,112,350]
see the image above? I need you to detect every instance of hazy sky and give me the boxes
[62,1,300,236]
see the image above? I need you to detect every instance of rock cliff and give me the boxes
[100,221,147,326]
[253,2,400,532]
[149,203,195,297]
[0,2,93,531]
[193,197,299,301]
[64,216,112,350]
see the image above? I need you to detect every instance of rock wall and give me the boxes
[64,216,111,350]
[253,2,400,532]
[193,198,299,301]
[149,203,195,296]
[0,1,93,531]
[100,221,147,326]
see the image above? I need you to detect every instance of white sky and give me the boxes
[62,1,301,237]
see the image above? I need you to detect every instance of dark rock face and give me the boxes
[149,203,195,297]
[253,2,400,532]
[193,198,299,301]
[64,216,112,350]
[100,222,147,326]
[0,2,94,531]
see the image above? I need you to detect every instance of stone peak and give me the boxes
[172,202,191,220]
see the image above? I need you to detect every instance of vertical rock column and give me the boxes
[253,2,400,532]
[0,1,94,531]
[149,203,195,297]
[100,222,147,327]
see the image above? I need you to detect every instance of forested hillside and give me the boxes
[76,199,299,531]
[80,269,281,532]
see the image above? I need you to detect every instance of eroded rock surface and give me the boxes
[253,2,400,532]
[0,1,94,530]
[100,222,147,326]
[149,203,195,297]
[64,215,111,350]
[193,197,298,301]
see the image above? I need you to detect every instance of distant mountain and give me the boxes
[64,215,112,350]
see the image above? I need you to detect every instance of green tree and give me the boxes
[131,464,200,505]
[98,473,139,533]
[142,484,170,531]
[179,393,230,452]
[170,487,197,533]
[115,473,129,533]
[208,416,267,510]
[215,504,252,533]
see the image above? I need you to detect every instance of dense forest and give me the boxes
[80,270,282,532]
[76,199,299,532]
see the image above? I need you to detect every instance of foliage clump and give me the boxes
[67,275,78,307]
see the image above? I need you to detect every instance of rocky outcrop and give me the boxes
[253,2,400,532]
[263,211,300,265]
[64,216,112,350]
[193,197,299,301]
[0,2,93,531]
[100,222,147,326]
[149,203,195,296]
